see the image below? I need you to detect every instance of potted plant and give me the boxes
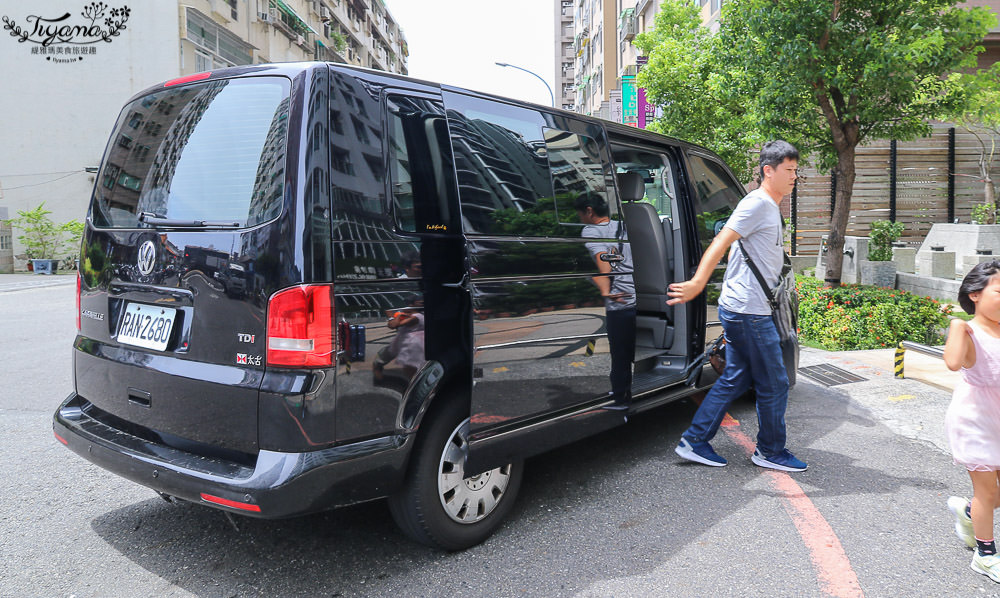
[5,203,83,275]
[860,219,904,287]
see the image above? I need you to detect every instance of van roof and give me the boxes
[129,61,728,170]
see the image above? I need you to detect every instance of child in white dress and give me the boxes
[945,260,1000,582]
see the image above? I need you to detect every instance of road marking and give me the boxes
[721,425,864,598]
[888,394,915,403]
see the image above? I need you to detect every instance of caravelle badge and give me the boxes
[137,240,155,276]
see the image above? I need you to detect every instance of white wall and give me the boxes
[0,1,181,262]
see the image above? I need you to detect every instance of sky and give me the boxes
[385,1,557,107]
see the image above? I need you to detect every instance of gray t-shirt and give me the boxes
[582,220,636,311]
[717,188,784,315]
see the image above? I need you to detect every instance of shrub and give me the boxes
[867,219,905,261]
[971,202,996,225]
[5,202,83,260]
[796,276,951,350]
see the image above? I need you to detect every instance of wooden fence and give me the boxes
[789,123,992,255]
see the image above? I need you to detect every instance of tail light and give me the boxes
[76,272,82,331]
[266,284,334,367]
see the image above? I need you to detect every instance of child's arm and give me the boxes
[943,318,976,371]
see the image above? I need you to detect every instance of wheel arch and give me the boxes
[396,360,471,435]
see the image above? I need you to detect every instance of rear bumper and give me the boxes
[53,393,412,518]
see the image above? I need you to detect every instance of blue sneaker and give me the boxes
[675,437,727,467]
[752,448,807,472]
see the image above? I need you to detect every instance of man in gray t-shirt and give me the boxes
[576,192,635,410]
[667,140,807,473]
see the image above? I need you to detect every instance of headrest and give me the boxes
[616,171,645,202]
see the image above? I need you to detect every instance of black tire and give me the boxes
[388,399,523,550]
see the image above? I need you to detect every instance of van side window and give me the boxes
[610,145,676,219]
[442,92,557,236]
[386,95,457,233]
[687,153,744,254]
[543,128,616,227]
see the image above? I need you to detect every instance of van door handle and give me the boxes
[441,272,469,289]
[600,253,624,263]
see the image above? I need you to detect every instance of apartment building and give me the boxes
[559,0,660,122]
[0,0,407,267]
[176,0,408,80]
[555,0,576,111]
[569,0,619,118]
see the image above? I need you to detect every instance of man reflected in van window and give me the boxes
[575,192,636,411]
[667,140,807,473]
[397,251,422,278]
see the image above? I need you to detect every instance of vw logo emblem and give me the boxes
[137,240,156,276]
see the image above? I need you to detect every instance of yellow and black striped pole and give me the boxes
[894,342,905,379]
[585,339,596,357]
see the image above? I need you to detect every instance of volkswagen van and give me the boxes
[53,62,794,550]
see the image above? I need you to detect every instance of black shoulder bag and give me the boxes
[736,241,799,387]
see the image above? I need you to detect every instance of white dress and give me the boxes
[945,322,1000,471]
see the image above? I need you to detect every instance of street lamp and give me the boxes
[495,62,555,107]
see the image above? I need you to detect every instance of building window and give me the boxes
[126,112,144,129]
[117,172,142,191]
[185,7,253,66]
[195,50,212,73]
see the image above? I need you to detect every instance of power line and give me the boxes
[0,170,83,177]
[1,172,85,190]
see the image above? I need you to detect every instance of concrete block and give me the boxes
[860,260,897,287]
[815,235,827,277]
[919,223,1000,273]
[896,271,961,302]
[789,255,814,275]
[959,254,999,279]
[917,250,955,279]
[892,247,917,273]
[840,236,868,284]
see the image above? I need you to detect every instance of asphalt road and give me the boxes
[1,279,996,597]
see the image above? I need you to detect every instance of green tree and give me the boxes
[637,0,995,285]
[951,63,1000,215]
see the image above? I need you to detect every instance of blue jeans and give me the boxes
[682,306,790,456]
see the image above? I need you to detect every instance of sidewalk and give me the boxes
[0,272,76,293]
[797,344,957,455]
[829,345,960,392]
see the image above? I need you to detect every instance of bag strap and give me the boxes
[737,239,778,311]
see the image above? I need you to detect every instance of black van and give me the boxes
[54,62,793,550]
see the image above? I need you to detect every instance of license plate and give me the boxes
[117,303,176,351]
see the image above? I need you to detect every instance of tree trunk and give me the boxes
[986,177,997,224]
[823,146,858,287]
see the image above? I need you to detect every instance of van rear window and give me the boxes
[90,77,291,229]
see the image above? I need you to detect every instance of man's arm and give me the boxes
[666,227,742,305]
[590,250,614,297]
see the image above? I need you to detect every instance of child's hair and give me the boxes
[958,259,1000,314]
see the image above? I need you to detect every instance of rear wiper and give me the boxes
[138,211,240,228]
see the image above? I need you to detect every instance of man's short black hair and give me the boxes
[759,140,799,179]
[573,192,609,218]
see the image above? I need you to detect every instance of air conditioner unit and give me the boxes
[259,11,272,23]
[296,34,305,46]
[321,6,332,22]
